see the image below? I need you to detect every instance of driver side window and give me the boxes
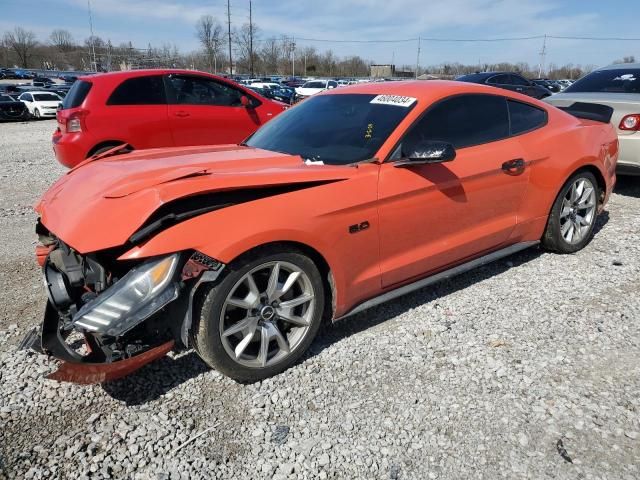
[166,75,243,107]
[401,94,510,153]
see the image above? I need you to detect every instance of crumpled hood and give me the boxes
[36,144,354,253]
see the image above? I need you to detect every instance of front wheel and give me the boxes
[192,248,325,382]
[542,171,599,253]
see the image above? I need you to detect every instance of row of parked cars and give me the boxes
[2,64,637,173]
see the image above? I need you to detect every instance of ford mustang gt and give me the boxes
[24,81,618,383]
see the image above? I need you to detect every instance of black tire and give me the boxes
[542,170,600,253]
[192,247,325,382]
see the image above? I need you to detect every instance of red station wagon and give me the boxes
[53,69,288,168]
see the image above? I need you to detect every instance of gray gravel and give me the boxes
[1,119,639,480]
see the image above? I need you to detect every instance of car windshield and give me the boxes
[33,93,60,101]
[0,95,13,102]
[303,81,326,89]
[245,93,416,165]
[565,68,640,94]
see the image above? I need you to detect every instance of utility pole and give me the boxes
[538,34,547,78]
[87,0,97,71]
[227,0,233,75]
[291,38,296,77]
[249,0,253,77]
[415,36,421,79]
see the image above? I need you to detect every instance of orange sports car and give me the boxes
[25,81,618,383]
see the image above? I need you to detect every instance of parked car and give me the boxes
[532,79,561,93]
[52,69,288,168]
[61,75,78,84]
[0,68,17,79]
[247,85,295,105]
[457,72,552,99]
[13,69,34,79]
[26,80,617,384]
[545,63,640,175]
[17,91,62,118]
[33,77,56,87]
[295,80,338,101]
[281,77,306,88]
[0,93,30,121]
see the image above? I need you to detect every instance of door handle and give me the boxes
[501,158,526,175]
[174,111,190,117]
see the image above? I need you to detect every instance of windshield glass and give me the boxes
[565,68,640,93]
[246,93,416,165]
[0,95,13,102]
[33,93,60,101]
[302,81,326,89]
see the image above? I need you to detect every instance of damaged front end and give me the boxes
[24,222,224,384]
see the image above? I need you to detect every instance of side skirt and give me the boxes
[335,241,539,321]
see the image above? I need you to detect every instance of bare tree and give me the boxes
[50,29,75,52]
[196,15,223,73]
[614,55,636,64]
[4,27,38,68]
[235,23,260,75]
[260,37,281,74]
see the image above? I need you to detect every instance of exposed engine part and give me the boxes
[44,263,73,309]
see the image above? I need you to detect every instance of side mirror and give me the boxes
[396,141,456,167]
[240,95,252,108]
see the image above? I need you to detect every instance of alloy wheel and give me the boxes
[219,261,315,368]
[559,177,596,244]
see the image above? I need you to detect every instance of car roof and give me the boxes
[598,63,640,70]
[458,72,514,80]
[325,79,532,101]
[77,69,230,83]
[21,90,60,95]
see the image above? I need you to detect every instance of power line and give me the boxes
[288,34,640,44]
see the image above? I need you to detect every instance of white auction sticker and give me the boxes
[370,95,417,107]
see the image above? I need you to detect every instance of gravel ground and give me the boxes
[0,120,639,480]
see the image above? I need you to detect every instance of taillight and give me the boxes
[619,114,640,131]
[67,117,82,132]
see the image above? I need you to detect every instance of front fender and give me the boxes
[120,163,382,317]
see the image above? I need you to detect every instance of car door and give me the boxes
[509,74,538,97]
[486,74,516,93]
[19,93,34,113]
[103,74,173,149]
[165,74,262,146]
[377,94,530,287]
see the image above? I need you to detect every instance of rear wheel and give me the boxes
[192,248,324,382]
[542,171,599,253]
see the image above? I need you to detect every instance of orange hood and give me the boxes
[36,145,354,253]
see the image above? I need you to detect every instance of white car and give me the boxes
[18,91,62,118]
[295,80,338,100]
[249,82,282,90]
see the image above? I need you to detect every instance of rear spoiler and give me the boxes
[557,102,614,124]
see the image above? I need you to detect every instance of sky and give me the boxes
[1,0,638,69]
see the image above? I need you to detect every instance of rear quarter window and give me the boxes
[107,75,166,105]
[507,100,548,135]
[61,80,92,109]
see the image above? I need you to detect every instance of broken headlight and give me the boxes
[73,254,180,337]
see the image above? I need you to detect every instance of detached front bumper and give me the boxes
[29,224,226,384]
[22,301,175,384]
